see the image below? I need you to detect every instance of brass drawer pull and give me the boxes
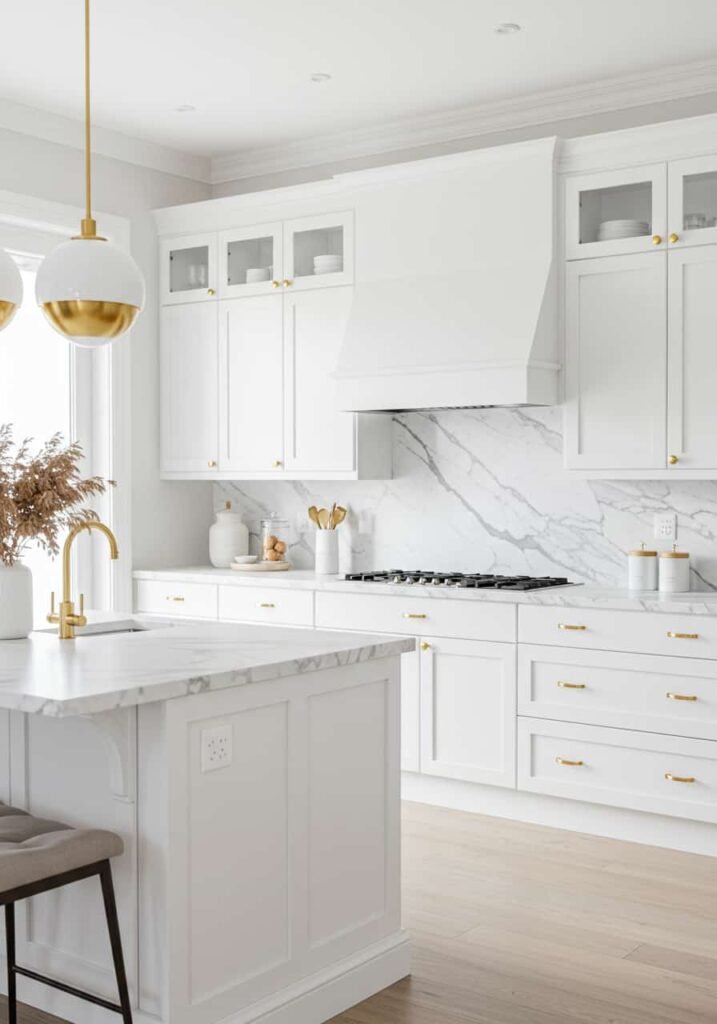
[558,623,587,631]
[667,631,699,640]
[403,612,427,620]
[555,757,584,767]
[664,772,696,784]
[258,602,275,608]
[666,692,698,702]
[166,596,185,602]
[557,681,586,690]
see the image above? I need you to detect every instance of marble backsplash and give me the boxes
[216,407,717,590]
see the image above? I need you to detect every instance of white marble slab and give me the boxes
[0,619,414,718]
[134,567,717,616]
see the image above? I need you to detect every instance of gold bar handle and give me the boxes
[258,602,275,608]
[403,612,427,620]
[166,595,185,603]
[667,631,699,640]
[555,757,584,767]
[664,772,696,784]
[557,681,586,689]
[666,692,698,701]
[558,623,587,631]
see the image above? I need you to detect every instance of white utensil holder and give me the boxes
[315,530,339,575]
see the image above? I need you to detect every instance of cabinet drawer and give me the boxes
[518,645,717,740]
[518,718,717,823]
[135,579,218,619]
[519,604,717,659]
[219,585,314,627]
[315,591,515,642]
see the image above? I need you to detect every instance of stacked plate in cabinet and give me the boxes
[597,219,649,241]
[313,253,343,275]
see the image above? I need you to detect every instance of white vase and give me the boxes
[209,501,249,568]
[315,530,339,575]
[0,563,33,640]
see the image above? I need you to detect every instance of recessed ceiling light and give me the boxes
[175,104,196,113]
[310,73,332,83]
[494,22,522,34]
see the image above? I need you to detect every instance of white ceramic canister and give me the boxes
[659,547,691,593]
[315,530,339,575]
[627,544,658,590]
[209,501,249,568]
[0,563,33,639]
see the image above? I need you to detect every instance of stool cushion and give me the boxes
[0,804,123,894]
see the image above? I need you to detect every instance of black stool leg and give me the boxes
[5,903,16,1024]
[99,862,133,1024]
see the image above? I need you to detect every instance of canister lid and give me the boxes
[660,550,689,558]
[629,548,657,557]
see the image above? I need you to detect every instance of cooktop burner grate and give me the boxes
[343,571,575,590]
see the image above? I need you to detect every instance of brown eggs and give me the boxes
[262,533,286,562]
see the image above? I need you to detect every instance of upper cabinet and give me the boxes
[219,222,283,299]
[160,233,218,304]
[283,212,354,291]
[668,154,717,249]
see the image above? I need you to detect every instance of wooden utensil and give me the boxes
[317,507,331,530]
[333,506,347,527]
[308,506,321,528]
[329,502,337,529]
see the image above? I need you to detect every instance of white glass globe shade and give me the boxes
[0,248,23,332]
[36,237,145,347]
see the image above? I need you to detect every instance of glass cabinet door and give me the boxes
[283,211,354,291]
[160,233,218,305]
[219,223,283,299]
[565,165,667,260]
[668,155,717,249]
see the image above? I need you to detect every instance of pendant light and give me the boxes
[36,0,145,347]
[0,249,23,332]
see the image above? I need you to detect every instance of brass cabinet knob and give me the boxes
[207,288,216,296]
[668,454,679,465]
[282,279,293,288]
[208,460,217,468]
[651,234,663,245]
[669,233,680,244]
[419,641,430,651]
[272,459,282,468]
[271,280,280,289]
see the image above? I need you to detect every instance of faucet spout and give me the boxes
[48,519,120,640]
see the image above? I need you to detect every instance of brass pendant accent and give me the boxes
[40,299,140,339]
[0,300,17,331]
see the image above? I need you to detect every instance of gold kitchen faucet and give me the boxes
[48,520,119,639]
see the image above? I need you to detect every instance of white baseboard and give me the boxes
[402,773,717,857]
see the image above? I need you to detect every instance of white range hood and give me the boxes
[334,138,559,413]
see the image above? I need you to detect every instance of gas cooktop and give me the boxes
[343,571,575,591]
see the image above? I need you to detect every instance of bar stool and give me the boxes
[0,802,132,1023]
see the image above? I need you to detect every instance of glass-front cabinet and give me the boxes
[668,155,717,248]
[564,165,667,260]
[284,212,354,290]
[219,223,283,298]
[160,233,218,304]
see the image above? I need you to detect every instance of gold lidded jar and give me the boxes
[659,545,691,593]
[627,542,657,591]
[260,513,290,564]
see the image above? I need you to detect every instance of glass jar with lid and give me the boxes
[260,514,290,563]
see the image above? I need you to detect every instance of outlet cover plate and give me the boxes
[654,512,677,541]
[201,723,233,773]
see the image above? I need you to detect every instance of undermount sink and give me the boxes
[37,619,161,638]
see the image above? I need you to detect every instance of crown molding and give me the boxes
[0,98,212,184]
[210,58,717,185]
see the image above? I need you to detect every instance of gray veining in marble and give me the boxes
[216,408,717,590]
[0,619,413,718]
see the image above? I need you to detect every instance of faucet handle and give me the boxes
[79,592,85,616]
[47,591,59,624]
[75,592,87,627]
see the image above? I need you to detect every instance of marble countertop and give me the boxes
[134,567,717,616]
[0,616,413,718]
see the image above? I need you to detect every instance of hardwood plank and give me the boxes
[626,943,717,981]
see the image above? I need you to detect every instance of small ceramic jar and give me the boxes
[260,514,290,563]
[209,501,249,568]
[627,544,657,590]
[659,546,691,593]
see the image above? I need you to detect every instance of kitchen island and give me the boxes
[0,618,413,1024]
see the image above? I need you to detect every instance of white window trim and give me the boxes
[0,189,132,612]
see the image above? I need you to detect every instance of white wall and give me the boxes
[0,127,214,574]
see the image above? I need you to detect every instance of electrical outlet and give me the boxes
[654,512,677,541]
[201,723,233,773]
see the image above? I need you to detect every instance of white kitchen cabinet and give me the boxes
[401,648,421,772]
[284,211,354,291]
[564,164,666,260]
[564,252,667,471]
[219,222,283,298]
[419,637,516,788]
[160,303,219,475]
[160,233,218,305]
[666,246,717,472]
[668,153,717,249]
[218,296,285,473]
[284,287,356,473]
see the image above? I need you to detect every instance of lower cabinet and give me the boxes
[400,649,420,772]
[419,637,516,788]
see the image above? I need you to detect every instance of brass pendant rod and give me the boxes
[81,0,97,239]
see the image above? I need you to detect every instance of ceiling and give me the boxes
[3,0,717,166]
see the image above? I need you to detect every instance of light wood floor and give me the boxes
[3,801,717,1023]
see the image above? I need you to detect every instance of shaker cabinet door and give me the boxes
[283,287,356,473]
[667,246,717,471]
[218,297,284,474]
[564,252,667,470]
[160,303,219,474]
